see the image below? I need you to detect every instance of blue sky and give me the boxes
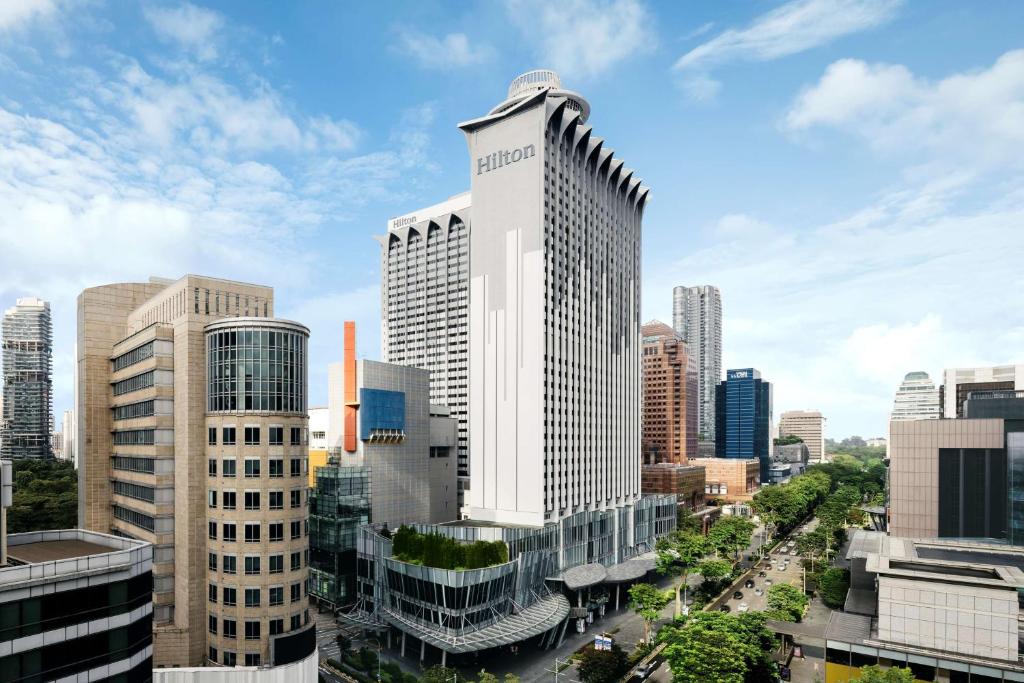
[1,0,1022,439]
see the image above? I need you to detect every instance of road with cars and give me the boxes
[718,536,810,616]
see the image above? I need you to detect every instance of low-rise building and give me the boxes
[642,462,705,511]
[829,530,1024,682]
[690,457,760,502]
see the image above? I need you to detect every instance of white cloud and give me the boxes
[674,0,901,100]
[785,50,1024,169]
[0,0,56,30]
[395,29,492,69]
[505,0,655,80]
[144,2,224,61]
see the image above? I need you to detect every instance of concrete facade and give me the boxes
[943,365,1024,418]
[891,371,941,421]
[461,70,648,527]
[641,320,698,464]
[691,457,760,503]
[778,410,826,464]
[672,285,721,444]
[641,462,705,511]
[307,406,328,488]
[77,275,278,667]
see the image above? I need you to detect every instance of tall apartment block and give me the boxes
[778,409,826,464]
[715,368,772,480]
[890,371,941,421]
[1,297,53,459]
[376,192,471,507]
[641,320,697,464]
[341,71,676,665]
[672,285,721,444]
[77,275,316,675]
[942,364,1024,418]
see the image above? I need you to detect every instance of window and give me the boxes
[209,646,218,664]
[245,556,261,575]
[290,583,301,603]
[208,459,217,476]
[245,588,260,608]
[223,586,237,606]
[245,491,260,510]
[290,458,301,477]
[269,522,284,542]
[113,370,154,396]
[245,459,260,478]
[209,584,217,603]
[223,427,236,445]
[223,490,236,510]
[208,522,217,540]
[290,614,301,630]
[290,427,301,445]
[269,426,283,445]
[112,341,154,372]
[269,459,284,477]
[223,523,236,542]
[290,489,302,508]
[269,491,283,510]
[208,427,217,445]
[245,427,260,445]
[244,522,260,543]
[245,653,261,666]
[209,552,217,571]
[269,554,283,574]
[112,400,155,421]
[269,586,284,606]
[223,458,236,478]
[223,618,237,639]
[269,618,283,635]
[208,490,217,508]
[223,651,236,666]
[209,614,218,634]
[291,551,302,571]
[223,555,237,574]
[290,520,302,540]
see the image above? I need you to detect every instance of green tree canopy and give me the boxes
[422,666,460,683]
[656,531,709,617]
[660,612,778,683]
[628,583,671,644]
[853,664,914,683]
[774,434,804,445]
[476,671,500,683]
[817,568,851,609]
[707,516,755,563]
[677,508,704,534]
[576,643,629,683]
[766,584,808,622]
[7,459,77,533]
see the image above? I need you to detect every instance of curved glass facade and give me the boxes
[206,322,308,413]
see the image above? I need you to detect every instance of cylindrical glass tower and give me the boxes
[203,318,313,668]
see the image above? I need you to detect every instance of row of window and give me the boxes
[112,480,156,503]
[113,504,154,532]
[209,552,308,574]
[208,521,307,544]
[208,457,304,478]
[112,455,155,474]
[208,489,304,510]
[112,400,155,421]
[208,426,304,446]
[112,429,155,446]
[207,610,309,665]
[112,341,154,372]
[208,583,300,607]
[113,371,155,396]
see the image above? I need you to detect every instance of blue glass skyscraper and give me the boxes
[715,368,772,481]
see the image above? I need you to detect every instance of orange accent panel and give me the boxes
[343,321,357,452]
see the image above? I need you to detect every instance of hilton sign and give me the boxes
[477,144,536,175]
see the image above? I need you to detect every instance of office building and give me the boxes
[829,530,1024,682]
[377,192,471,506]
[77,276,317,675]
[0,460,155,682]
[715,368,772,480]
[307,406,329,488]
[691,457,761,503]
[866,437,886,448]
[672,285,722,445]
[1,297,52,459]
[340,70,676,665]
[60,409,75,465]
[308,464,370,610]
[890,371,941,421]
[641,320,698,464]
[641,462,705,511]
[888,391,1024,545]
[943,365,1024,418]
[778,410,825,464]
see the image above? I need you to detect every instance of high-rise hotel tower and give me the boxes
[460,70,649,527]
[672,285,722,444]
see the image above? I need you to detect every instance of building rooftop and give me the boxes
[826,611,873,645]
[7,538,116,564]
[1,530,151,588]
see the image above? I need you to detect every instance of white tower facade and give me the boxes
[462,70,649,527]
[891,371,941,421]
[672,285,721,443]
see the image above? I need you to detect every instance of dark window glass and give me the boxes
[269,427,283,445]
[208,427,217,445]
[223,427,236,445]
[245,427,260,445]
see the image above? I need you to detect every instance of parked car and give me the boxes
[754,588,764,596]
[634,662,658,680]
[765,578,774,585]
[745,579,755,588]
[737,603,750,613]
[720,604,731,613]
[733,591,743,600]
[758,571,767,577]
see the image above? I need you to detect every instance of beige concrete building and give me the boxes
[690,457,760,503]
[942,364,1024,418]
[77,275,317,671]
[778,410,825,464]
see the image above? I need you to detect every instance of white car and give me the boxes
[737,603,750,613]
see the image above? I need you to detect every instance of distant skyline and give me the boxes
[0,0,1022,438]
